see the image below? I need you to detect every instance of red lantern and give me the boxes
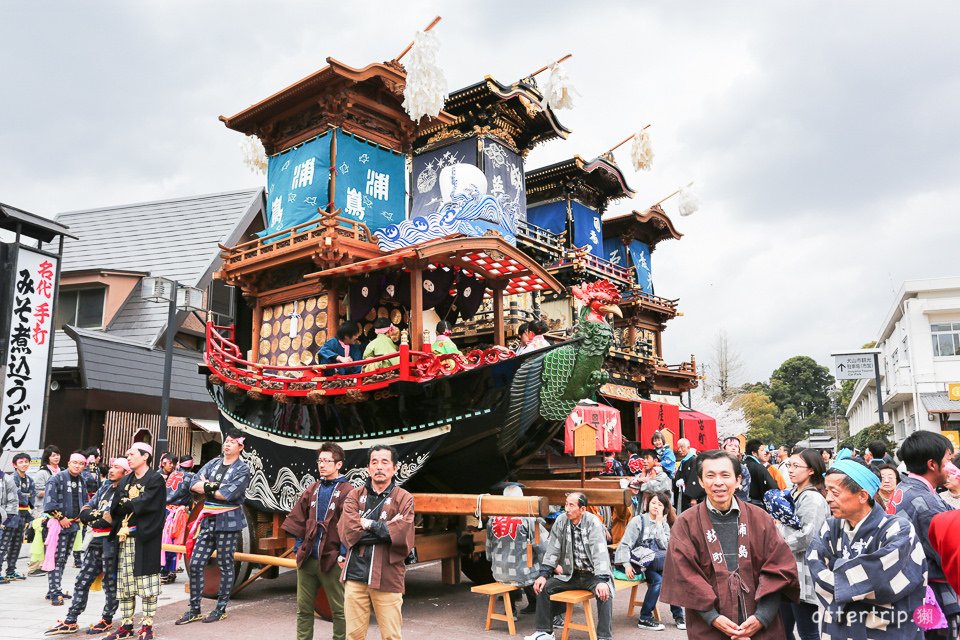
[564,403,622,455]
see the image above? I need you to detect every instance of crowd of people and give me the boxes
[2,426,959,640]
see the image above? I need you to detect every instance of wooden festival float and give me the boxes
[178,19,705,607]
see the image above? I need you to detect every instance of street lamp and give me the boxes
[142,276,205,456]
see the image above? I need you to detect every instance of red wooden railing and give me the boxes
[204,322,515,397]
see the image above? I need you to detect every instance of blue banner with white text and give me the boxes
[334,131,407,232]
[627,239,653,293]
[261,132,332,239]
[571,200,604,258]
[527,201,567,235]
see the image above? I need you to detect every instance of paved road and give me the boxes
[2,553,686,639]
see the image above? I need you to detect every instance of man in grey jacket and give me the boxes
[0,464,20,585]
[524,492,613,640]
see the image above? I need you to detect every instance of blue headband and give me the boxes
[835,448,854,462]
[831,460,880,496]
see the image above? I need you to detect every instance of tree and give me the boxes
[849,422,895,454]
[690,394,749,443]
[709,330,743,402]
[732,392,783,443]
[769,356,835,419]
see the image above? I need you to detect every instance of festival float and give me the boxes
[191,19,706,595]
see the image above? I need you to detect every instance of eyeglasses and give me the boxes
[317,457,337,464]
[785,463,808,470]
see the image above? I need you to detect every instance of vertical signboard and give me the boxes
[1,246,57,450]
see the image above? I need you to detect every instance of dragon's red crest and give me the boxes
[572,280,621,305]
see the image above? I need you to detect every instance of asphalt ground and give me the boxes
[2,554,686,639]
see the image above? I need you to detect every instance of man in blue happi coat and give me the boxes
[317,322,364,375]
[887,431,959,639]
[808,460,927,639]
[44,452,90,605]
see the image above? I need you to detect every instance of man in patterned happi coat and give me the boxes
[486,483,547,615]
[808,460,928,639]
[44,452,90,605]
[176,434,251,625]
[45,458,130,636]
[661,450,799,640]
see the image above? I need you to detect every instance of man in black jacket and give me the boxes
[743,439,779,509]
[672,438,704,512]
[102,442,166,640]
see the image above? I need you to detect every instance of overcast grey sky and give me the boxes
[2,1,958,383]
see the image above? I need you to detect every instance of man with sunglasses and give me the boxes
[282,443,352,640]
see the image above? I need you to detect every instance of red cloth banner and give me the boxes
[564,403,623,453]
[638,401,680,449]
[679,410,719,451]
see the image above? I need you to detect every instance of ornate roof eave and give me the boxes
[218,57,454,141]
[526,154,635,204]
[602,204,683,248]
[415,75,571,154]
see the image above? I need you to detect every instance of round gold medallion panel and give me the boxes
[283,302,294,316]
[272,320,281,337]
[306,297,317,312]
[300,350,313,365]
[281,318,291,334]
[271,337,279,352]
[279,336,291,352]
[262,307,273,322]
[303,332,314,348]
[277,353,288,366]
[288,352,301,367]
[304,313,315,331]
[292,335,302,351]
[261,322,272,338]
[316,311,327,328]
[259,340,270,355]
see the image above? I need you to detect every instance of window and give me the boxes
[931,322,960,357]
[55,287,105,329]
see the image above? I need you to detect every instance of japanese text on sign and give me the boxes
[833,353,877,380]
[2,247,57,451]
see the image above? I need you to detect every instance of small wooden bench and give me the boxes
[471,582,519,636]
[612,578,660,621]
[550,590,597,640]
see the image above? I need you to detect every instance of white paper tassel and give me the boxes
[402,30,448,122]
[630,129,654,172]
[678,186,700,216]
[240,135,268,174]
[542,62,577,111]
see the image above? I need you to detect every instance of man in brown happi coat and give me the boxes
[662,450,799,640]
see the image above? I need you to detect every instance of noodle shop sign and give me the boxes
[1,247,57,451]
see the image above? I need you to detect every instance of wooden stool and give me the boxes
[549,590,597,640]
[471,582,519,636]
[613,578,660,621]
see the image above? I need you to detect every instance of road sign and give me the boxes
[833,353,877,380]
[949,384,960,401]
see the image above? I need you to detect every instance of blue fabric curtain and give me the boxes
[527,201,567,235]
[626,240,653,293]
[260,132,332,238]
[571,201,604,258]
[411,139,477,218]
[333,131,407,232]
[480,138,526,224]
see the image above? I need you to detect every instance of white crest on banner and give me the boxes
[402,30,448,122]
[678,185,700,217]
[542,62,577,111]
[240,135,268,174]
[631,129,654,172]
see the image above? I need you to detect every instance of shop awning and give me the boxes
[680,410,719,451]
[921,392,960,414]
[188,418,221,433]
[599,383,643,403]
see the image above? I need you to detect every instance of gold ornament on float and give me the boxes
[306,297,317,312]
[303,332,314,349]
[304,313,315,330]
[300,350,313,365]
[262,307,274,322]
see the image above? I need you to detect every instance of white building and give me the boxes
[847,277,960,444]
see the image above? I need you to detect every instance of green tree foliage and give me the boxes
[769,356,835,419]
[732,392,783,443]
[848,422,895,454]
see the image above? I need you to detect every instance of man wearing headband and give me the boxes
[160,454,196,585]
[158,454,177,481]
[43,451,89,605]
[807,459,927,639]
[177,434,251,624]
[362,318,400,372]
[886,431,959,639]
[2,452,36,581]
[100,442,166,640]
[46,458,130,636]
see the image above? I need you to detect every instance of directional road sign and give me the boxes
[833,353,877,380]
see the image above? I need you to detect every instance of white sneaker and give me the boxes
[523,632,555,640]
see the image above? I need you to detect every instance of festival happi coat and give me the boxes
[807,504,927,640]
[485,515,547,587]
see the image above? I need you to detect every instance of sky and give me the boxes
[2,1,958,384]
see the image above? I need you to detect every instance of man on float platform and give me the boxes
[808,460,927,639]
[176,434,251,625]
[660,449,799,640]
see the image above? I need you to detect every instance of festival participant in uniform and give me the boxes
[157,454,176,482]
[0,458,20,585]
[524,492,614,640]
[177,434,252,624]
[362,319,400,372]
[282,442,352,640]
[318,322,364,374]
[807,460,928,639]
[598,451,626,477]
[660,449,799,640]
[432,321,461,356]
[44,452,89,605]
[4,452,36,581]
[160,455,194,585]
[45,458,131,636]
[775,449,829,640]
[101,443,166,640]
[486,483,548,616]
[338,445,415,640]
[625,442,643,475]
[887,431,959,639]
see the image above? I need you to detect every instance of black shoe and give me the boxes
[636,618,665,631]
[174,610,203,626]
[203,608,227,623]
[521,602,537,615]
[161,573,177,585]
[45,621,79,635]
